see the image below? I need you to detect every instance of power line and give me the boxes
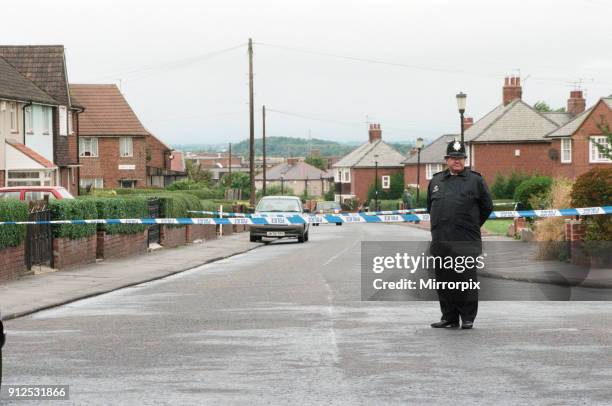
[255,42,612,88]
[90,43,247,80]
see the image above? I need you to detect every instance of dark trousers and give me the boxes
[435,262,479,323]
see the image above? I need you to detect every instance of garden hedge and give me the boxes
[94,197,149,235]
[513,176,553,210]
[0,200,28,249]
[49,199,98,240]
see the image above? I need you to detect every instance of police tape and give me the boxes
[188,208,429,217]
[0,206,610,225]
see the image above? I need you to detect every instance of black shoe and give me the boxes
[430,320,459,328]
[461,321,474,329]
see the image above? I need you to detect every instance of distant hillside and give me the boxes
[173,137,416,157]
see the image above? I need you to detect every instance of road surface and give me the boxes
[2,223,611,405]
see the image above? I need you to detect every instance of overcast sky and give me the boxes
[3,0,612,146]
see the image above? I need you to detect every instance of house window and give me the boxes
[336,169,342,182]
[80,178,104,189]
[381,175,390,189]
[590,136,612,163]
[9,102,17,132]
[119,137,133,157]
[426,164,444,180]
[7,171,52,187]
[561,138,572,163]
[42,106,50,134]
[343,169,350,183]
[25,106,33,133]
[79,137,99,157]
[59,105,67,135]
[68,111,74,134]
[119,179,137,188]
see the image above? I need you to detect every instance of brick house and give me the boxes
[145,133,186,187]
[403,134,460,190]
[0,45,81,195]
[69,84,150,189]
[254,157,333,196]
[0,55,60,188]
[546,96,612,178]
[459,76,578,184]
[332,124,406,204]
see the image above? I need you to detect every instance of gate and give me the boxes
[25,201,53,270]
[148,198,161,246]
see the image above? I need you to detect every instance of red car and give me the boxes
[0,186,74,201]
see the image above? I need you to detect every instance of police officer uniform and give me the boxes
[426,140,493,329]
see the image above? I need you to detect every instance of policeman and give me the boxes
[426,140,493,329]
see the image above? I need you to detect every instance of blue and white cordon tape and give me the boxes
[0,206,610,226]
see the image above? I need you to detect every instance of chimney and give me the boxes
[368,123,382,143]
[287,157,300,166]
[463,117,474,130]
[503,76,522,105]
[567,90,586,116]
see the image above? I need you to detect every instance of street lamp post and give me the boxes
[280,175,284,194]
[374,154,379,212]
[456,92,467,144]
[415,137,424,204]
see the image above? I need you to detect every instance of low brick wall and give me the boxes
[565,220,589,266]
[185,224,217,242]
[221,224,234,236]
[232,224,247,233]
[161,225,187,248]
[97,231,147,260]
[53,235,97,270]
[0,243,26,282]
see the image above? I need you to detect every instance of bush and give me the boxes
[571,168,612,244]
[323,187,335,202]
[183,188,224,200]
[0,200,28,249]
[256,184,295,198]
[367,172,404,201]
[50,199,98,240]
[165,179,209,191]
[513,176,553,210]
[369,199,402,211]
[94,197,149,235]
[490,171,532,199]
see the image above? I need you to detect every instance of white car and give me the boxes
[249,196,310,243]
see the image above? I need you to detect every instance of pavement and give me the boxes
[2,223,611,405]
[0,234,262,320]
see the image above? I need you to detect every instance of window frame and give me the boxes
[79,178,104,189]
[59,105,68,136]
[426,163,444,180]
[9,102,17,132]
[119,137,133,157]
[381,175,390,189]
[589,136,612,163]
[560,138,572,163]
[79,137,99,157]
[25,105,33,134]
[42,106,50,134]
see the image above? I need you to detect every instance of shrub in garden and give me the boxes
[0,200,28,249]
[513,176,553,210]
[570,168,612,249]
[94,197,149,235]
[49,199,98,240]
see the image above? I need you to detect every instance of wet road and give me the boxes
[2,223,612,405]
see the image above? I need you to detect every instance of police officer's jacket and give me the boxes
[426,168,493,247]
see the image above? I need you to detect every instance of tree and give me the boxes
[305,155,326,170]
[185,160,213,186]
[534,101,566,113]
[219,172,250,192]
[594,120,612,160]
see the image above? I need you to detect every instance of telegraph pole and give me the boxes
[248,38,255,206]
[262,105,267,196]
[228,142,232,187]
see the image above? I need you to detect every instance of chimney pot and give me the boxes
[503,76,522,106]
[368,123,382,143]
[567,90,586,115]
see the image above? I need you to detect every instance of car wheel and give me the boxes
[250,234,258,242]
[298,234,305,243]
[304,231,309,242]
[336,223,342,226]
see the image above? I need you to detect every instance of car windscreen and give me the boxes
[57,188,75,199]
[316,202,340,211]
[256,199,301,212]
